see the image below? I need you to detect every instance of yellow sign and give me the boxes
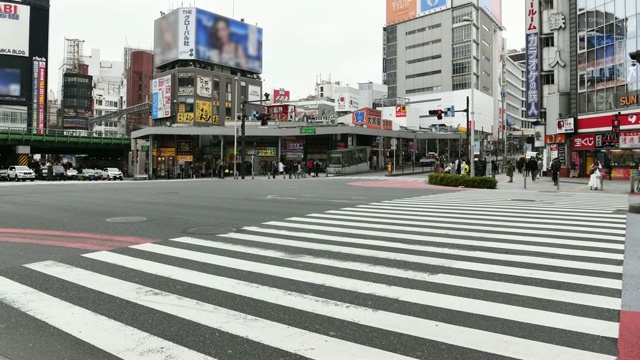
[178,103,186,113]
[257,147,277,157]
[177,155,193,162]
[196,100,213,123]
[177,113,194,123]
[225,101,232,108]
[213,115,220,125]
[160,148,175,156]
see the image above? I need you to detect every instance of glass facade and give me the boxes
[577,0,640,114]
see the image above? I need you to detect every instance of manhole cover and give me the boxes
[106,216,148,223]
[185,225,237,235]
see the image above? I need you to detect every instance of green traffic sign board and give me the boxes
[141,145,149,151]
[300,127,316,135]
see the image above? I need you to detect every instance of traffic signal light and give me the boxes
[612,116,620,133]
[258,113,270,126]
[428,109,444,120]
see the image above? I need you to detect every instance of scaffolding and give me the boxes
[63,38,85,74]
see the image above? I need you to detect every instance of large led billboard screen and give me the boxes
[0,68,20,96]
[0,1,30,57]
[154,7,263,74]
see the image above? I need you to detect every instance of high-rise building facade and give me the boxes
[124,49,154,133]
[570,0,640,178]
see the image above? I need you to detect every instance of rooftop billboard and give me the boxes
[0,1,30,57]
[154,7,263,74]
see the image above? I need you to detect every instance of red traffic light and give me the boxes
[612,119,620,127]
[436,109,443,115]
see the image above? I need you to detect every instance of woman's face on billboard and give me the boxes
[215,20,230,43]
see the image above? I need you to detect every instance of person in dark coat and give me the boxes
[527,157,539,181]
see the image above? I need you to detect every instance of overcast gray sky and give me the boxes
[48,0,525,100]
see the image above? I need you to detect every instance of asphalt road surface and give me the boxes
[0,175,630,359]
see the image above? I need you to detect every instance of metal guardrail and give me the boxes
[0,127,130,145]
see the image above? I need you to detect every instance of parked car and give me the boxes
[102,168,124,181]
[0,169,9,181]
[7,165,35,181]
[51,165,66,181]
[65,168,78,180]
[79,169,99,181]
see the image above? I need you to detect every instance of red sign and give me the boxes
[578,111,640,132]
[266,104,294,122]
[573,134,595,150]
[273,89,290,103]
[37,62,46,135]
[0,4,19,14]
[395,105,407,118]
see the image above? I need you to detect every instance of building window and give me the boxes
[482,39,491,48]
[386,44,397,58]
[452,42,472,59]
[452,25,472,43]
[452,74,471,90]
[452,59,471,75]
[482,24,490,32]
[407,54,441,65]
[452,6,473,25]
[406,38,441,50]
[386,26,397,44]
[406,85,442,95]
[225,81,232,102]
[213,77,220,100]
[483,54,491,63]
[482,70,491,78]
[406,70,442,79]
[406,23,442,35]
[178,74,194,87]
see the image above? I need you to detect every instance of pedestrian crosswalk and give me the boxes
[0,191,628,359]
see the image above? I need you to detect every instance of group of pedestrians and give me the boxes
[439,158,499,177]
[507,156,560,185]
[269,160,323,179]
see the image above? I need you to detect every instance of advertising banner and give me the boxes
[620,131,640,149]
[525,0,540,119]
[595,132,619,149]
[418,0,450,16]
[195,100,212,123]
[573,134,595,150]
[273,89,290,103]
[556,118,574,133]
[577,112,640,132]
[196,75,212,97]
[195,9,263,74]
[335,93,359,112]
[534,125,545,147]
[386,0,417,25]
[248,84,260,102]
[267,104,293,122]
[178,8,196,60]
[31,60,38,132]
[153,10,179,67]
[545,134,566,144]
[177,113,194,123]
[0,2,30,57]
[352,108,392,130]
[151,75,172,119]
[37,60,46,134]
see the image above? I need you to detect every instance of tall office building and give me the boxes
[383,0,503,99]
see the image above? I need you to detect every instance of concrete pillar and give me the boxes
[148,135,154,179]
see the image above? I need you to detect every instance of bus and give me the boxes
[326,146,371,176]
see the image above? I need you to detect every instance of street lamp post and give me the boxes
[233,76,239,179]
[462,16,475,177]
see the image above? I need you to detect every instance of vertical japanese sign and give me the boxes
[525,0,540,119]
[178,8,195,59]
[37,60,46,135]
[31,59,38,133]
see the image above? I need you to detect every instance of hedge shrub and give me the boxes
[428,173,498,189]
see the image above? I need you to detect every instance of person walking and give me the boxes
[506,161,515,182]
[537,157,543,179]
[588,162,602,190]
[490,160,498,179]
[550,158,560,186]
[527,157,538,181]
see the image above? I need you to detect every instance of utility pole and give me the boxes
[240,92,271,179]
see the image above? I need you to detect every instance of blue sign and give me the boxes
[354,111,366,124]
[419,0,449,15]
[525,33,540,118]
[251,110,258,120]
[151,92,159,119]
[445,105,455,118]
[513,138,519,144]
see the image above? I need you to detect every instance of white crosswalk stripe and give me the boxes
[0,190,626,359]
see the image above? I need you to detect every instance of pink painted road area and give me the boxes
[348,180,476,190]
[0,228,158,251]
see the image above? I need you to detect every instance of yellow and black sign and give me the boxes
[212,115,220,125]
[225,101,232,109]
[178,113,194,123]
[256,147,277,157]
[17,154,29,166]
[178,103,186,113]
[195,100,212,123]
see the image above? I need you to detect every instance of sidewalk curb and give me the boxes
[618,197,640,360]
